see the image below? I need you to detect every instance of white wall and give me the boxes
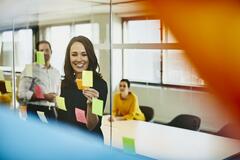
[92,14,122,114]
[131,84,233,132]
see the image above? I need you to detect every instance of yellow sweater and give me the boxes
[112,92,145,121]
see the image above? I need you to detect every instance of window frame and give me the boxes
[121,17,206,90]
[0,26,38,72]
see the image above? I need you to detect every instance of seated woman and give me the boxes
[111,79,145,121]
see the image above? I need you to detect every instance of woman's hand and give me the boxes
[108,116,115,122]
[82,88,99,102]
[83,88,100,130]
[108,116,125,122]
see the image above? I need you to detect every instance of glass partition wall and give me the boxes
[0,0,237,159]
[0,0,112,152]
[0,28,14,109]
[109,1,236,159]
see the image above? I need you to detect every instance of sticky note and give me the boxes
[82,71,93,87]
[56,96,67,111]
[19,105,27,121]
[37,111,48,123]
[75,108,87,124]
[122,137,136,154]
[34,85,44,99]
[5,81,12,92]
[92,98,103,116]
[0,70,4,80]
[19,105,27,113]
[36,51,45,65]
[76,79,87,90]
[25,64,33,77]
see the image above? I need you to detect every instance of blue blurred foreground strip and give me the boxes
[0,106,151,160]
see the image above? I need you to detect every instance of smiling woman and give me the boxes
[58,36,108,138]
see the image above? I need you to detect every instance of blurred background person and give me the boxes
[18,40,61,121]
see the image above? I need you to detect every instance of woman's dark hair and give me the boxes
[63,36,101,85]
[120,79,130,88]
[36,40,52,52]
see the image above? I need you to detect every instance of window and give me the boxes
[163,50,204,86]
[123,19,161,84]
[123,20,160,43]
[123,49,161,83]
[46,25,71,75]
[123,19,204,87]
[0,29,33,71]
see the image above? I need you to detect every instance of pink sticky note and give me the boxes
[75,108,87,124]
[34,85,44,99]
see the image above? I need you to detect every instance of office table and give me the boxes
[101,115,240,160]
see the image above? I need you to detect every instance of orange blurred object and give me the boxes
[147,0,240,122]
[0,93,12,105]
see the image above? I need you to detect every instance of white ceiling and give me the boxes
[0,0,149,30]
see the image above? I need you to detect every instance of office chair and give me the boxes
[216,123,240,140]
[167,114,201,131]
[139,106,154,122]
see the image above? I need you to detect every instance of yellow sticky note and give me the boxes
[5,81,12,93]
[82,71,93,87]
[37,111,48,123]
[56,96,67,111]
[25,64,33,77]
[122,137,136,154]
[19,105,27,120]
[0,70,4,80]
[36,51,45,65]
[19,105,27,113]
[92,98,103,116]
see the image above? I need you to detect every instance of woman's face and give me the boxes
[119,81,129,95]
[70,42,89,75]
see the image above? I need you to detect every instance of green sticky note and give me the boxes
[92,98,103,116]
[0,70,4,80]
[82,71,93,87]
[36,51,45,65]
[56,96,67,111]
[5,81,12,92]
[122,137,136,154]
